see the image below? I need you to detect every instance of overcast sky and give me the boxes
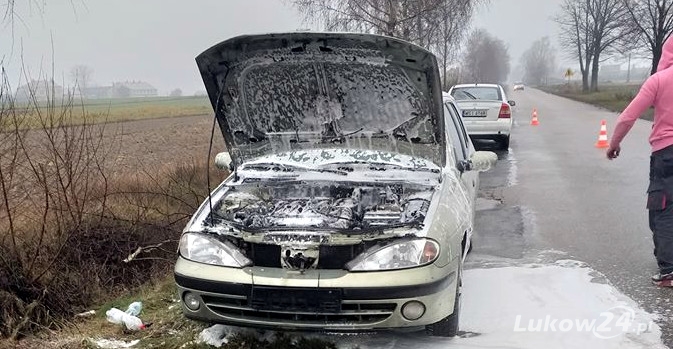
[472,0,564,77]
[0,0,616,94]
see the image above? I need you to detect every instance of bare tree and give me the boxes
[290,0,439,40]
[556,0,593,91]
[429,0,476,89]
[69,64,93,92]
[289,0,485,89]
[461,29,510,83]
[587,0,631,90]
[521,37,557,86]
[556,0,631,91]
[623,0,673,74]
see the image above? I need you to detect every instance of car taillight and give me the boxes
[498,103,511,119]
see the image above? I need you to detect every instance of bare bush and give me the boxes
[0,66,221,339]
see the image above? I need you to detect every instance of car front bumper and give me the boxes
[174,256,459,331]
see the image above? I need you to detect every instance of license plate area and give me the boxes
[250,287,342,313]
[463,109,488,117]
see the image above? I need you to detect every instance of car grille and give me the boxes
[245,243,369,269]
[202,288,396,325]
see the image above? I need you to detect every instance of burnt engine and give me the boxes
[215,182,433,230]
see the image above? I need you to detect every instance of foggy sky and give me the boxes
[0,0,581,94]
[0,0,307,95]
[472,0,565,79]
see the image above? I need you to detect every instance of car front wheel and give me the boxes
[426,265,462,337]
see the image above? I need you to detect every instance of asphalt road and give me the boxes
[469,87,673,346]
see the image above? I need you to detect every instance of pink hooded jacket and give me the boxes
[611,37,673,152]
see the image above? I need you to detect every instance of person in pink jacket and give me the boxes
[608,36,673,286]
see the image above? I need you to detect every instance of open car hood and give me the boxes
[196,32,446,168]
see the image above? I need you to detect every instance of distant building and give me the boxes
[15,80,65,102]
[82,81,158,99]
[111,81,157,98]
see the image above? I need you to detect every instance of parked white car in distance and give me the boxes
[447,83,514,150]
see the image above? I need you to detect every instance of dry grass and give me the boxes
[0,276,339,349]
[10,96,212,129]
[541,83,654,121]
[0,71,225,340]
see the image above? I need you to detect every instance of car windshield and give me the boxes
[451,87,502,101]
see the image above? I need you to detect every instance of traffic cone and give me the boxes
[595,120,609,148]
[531,108,540,126]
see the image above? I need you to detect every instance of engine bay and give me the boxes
[213,182,435,231]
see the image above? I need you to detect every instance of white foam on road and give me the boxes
[196,261,665,349]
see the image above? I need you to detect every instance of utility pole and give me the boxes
[626,52,632,83]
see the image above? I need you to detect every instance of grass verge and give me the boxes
[1,276,339,349]
[540,83,654,121]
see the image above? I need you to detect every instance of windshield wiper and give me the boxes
[325,160,439,174]
[243,162,349,175]
[368,162,440,173]
[459,91,478,100]
[321,127,365,144]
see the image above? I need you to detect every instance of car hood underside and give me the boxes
[196,32,446,168]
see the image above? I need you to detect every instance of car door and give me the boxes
[444,101,478,259]
[444,101,478,202]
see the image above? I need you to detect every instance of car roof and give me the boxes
[442,92,457,103]
[452,83,502,89]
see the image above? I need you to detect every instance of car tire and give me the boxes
[426,264,462,337]
[499,136,510,150]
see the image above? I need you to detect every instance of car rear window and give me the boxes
[451,87,501,101]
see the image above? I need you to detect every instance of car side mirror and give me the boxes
[215,152,233,171]
[467,151,498,172]
[508,100,516,107]
[457,159,472,173]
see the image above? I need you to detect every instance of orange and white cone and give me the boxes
[595,120,609,148]
[531,108,539,126]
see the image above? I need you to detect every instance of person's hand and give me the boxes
[607,145,621,160]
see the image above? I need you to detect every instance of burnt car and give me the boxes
[174,32,497,337]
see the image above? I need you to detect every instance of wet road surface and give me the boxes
[470,87,673,347]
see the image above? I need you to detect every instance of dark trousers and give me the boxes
[648,145,673,274]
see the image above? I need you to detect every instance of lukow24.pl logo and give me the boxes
[513,306,655,339]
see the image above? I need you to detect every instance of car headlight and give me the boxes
[179,232,252,268]
[346,238,439,271]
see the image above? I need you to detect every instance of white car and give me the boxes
[513,82,525,91]
[174,32,497,337]
[447,83,515,150]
